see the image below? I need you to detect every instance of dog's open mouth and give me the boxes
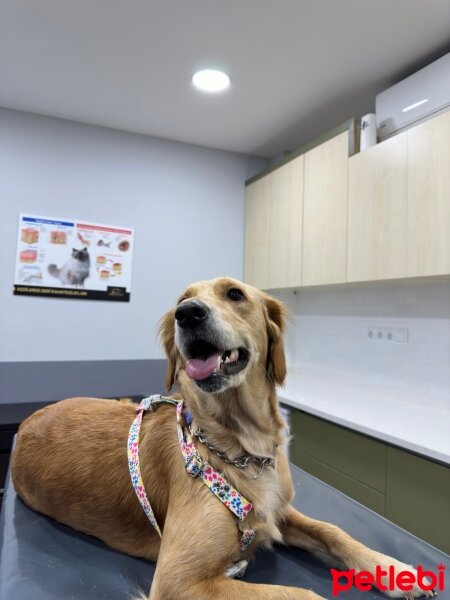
[185,340,250,382]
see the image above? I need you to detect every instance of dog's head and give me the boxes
[159,277,287,394]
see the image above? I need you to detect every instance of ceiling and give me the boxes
[1,0,449,158]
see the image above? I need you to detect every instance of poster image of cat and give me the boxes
[47,247,91,287]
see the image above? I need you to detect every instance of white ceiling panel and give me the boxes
[1,0,449,156]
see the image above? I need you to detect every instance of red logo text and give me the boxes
[330,564,445,597]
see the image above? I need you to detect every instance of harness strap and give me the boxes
[127,397,170,536]
[127,395,255,554]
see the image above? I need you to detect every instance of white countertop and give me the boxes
[278,366,450,465]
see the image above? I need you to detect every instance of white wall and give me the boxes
[277,280,450,403]
[0,109,266,362]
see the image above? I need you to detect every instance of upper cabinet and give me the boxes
[244,175,271,290]
[406,111,450,277]
[347,132,408,282]
[302,131,348,286]
[244,111,450,291]
[268,157,304,289]
[244,155,303,290]
[347,110,450,283]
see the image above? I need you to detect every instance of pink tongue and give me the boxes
[186,352,222,381]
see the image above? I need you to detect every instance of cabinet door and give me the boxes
[268,155,303,289]
[244,176,270,289]
[303,132,348,286]
[386,446,450,553]
[407,111,450,277]
[347,132,407,282]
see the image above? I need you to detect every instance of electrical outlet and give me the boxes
[367,326,408,343]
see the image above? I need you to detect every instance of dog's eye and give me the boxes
[227,288,245,302]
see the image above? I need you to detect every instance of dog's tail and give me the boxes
[47,264,60,278]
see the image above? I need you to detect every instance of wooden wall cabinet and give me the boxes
[245,111,450,290]
[302,131,348,286]
[347,111,450,283]
[245,129,348,290]
[406,111,450,277]
[347,132,408,282]
[244,176,271,290]
[244,155,303,289]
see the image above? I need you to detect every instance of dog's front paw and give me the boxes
[371,557,438,598]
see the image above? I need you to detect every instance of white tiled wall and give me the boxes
[276,280,450,403]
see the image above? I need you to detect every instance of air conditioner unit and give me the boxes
[376,53,450,141]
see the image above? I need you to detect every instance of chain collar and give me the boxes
[192,427,275,480]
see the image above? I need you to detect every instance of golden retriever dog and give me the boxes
[12,277,434,600]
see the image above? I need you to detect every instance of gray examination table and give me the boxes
[0,460,448,600]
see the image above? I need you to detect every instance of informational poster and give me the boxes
[14,214,134,301]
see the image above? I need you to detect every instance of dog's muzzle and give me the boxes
[175,301,250,388]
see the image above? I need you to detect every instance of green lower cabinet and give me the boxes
[386,447,450,554]
[288,408,450,553]
[290,410,387,492]
[292,448,386,515]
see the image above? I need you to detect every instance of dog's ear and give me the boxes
[260,293,288,386]
[158,309,178,391]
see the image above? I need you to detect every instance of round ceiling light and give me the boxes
[192,69,231,93]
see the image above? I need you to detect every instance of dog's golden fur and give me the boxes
[12,278,432,599]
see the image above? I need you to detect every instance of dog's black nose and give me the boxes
[175,300,210,328]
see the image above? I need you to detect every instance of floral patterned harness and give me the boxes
[127,395,256,574]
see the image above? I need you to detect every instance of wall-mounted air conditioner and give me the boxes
[376,53,450,141]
